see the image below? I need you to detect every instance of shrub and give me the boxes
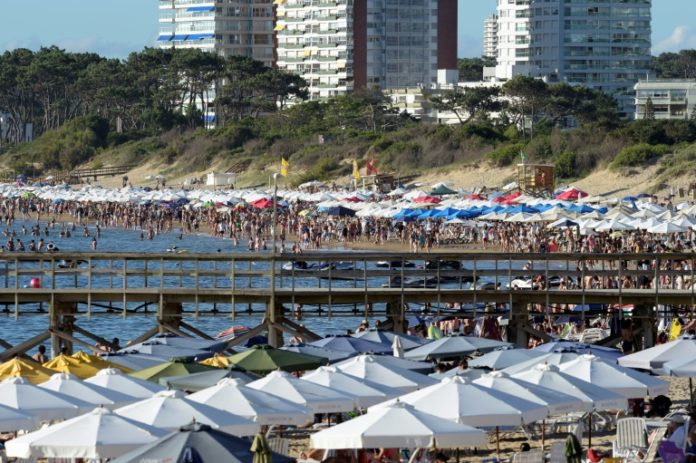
[554,151,576,178]
[487,143,525,167]
[610,143,669,169]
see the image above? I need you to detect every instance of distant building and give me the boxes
[483,15,498,60]
[493,0,652,116]
[275,0,458,100]
[634,80,696,120]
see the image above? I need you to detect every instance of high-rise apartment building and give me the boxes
[157,0,275,67]
[494,0,651,115]
[275,0,457,100]
[483,15,498,60]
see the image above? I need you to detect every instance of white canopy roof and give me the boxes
[84,368,166,399]
[336,355,438,393]
[617,338,696,375]
[404,336,511,361]
[0,404,37,432]
[40,373,137,409]
[0,377,90,421]
[301,366,400,408]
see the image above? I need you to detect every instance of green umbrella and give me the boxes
[129,359,217,383]
[430,184,458,196]
[227,345,327,375]
[251,432,272,463]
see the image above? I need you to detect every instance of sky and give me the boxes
[0,1,696,59]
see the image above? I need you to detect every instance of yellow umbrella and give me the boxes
[43,354,102,379]
[70,351,132,374]
[0,357,54,384]
[199,355,231,368]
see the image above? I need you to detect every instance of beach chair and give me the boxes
[512,449,545,463]
[579,328,605,344]
[268,437,291,456]
[612,417,648,460]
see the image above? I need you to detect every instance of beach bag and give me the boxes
[658,440,685,463]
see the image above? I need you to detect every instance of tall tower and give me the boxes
[483,15,498,60]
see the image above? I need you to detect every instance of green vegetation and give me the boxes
[610,143,670,169]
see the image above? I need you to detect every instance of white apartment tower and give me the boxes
[483,15,498,60]
[275,0,458,100]
[494,0,651,115]
[157,1,275,67]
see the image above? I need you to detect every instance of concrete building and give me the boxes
[275,0,457,100]
[483,15,498,60]
[157,0,275,67]
[494,0,652,116]
[634,80,696,120]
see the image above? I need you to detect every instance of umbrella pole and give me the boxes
[541,419,545,451]
[588,412,592,449]
[496,426,500,457]
[690,378,694,407]
[456,447,460,463]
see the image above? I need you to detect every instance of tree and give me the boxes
[644,97,656,120]
[430,86,500,124]
[457,57,496,82]
[502,76,549,137]
[651,50,696,79]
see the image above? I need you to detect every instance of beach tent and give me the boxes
[188,378,311,425]
[85,368,166,399]
[301,366,401,408]
[129,359,217,383]
[0,357,54,384]
[0,377,91,421]
[4,407,167,461]
[226,344,327,374]
[115,390,259,435]
[404,335,511,361]
[336,355,438,393]
[112,423,295,463]
[310,335,392,354]
[39,373,136,409]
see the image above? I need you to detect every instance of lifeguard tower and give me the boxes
[517,163,554,196]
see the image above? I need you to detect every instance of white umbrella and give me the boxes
[337,355,438,393]
[594,219,635,232]
[617,338,696,374]
[310,401,487,450]
[4,407,166,460]
[371,376,547,428]
[512,364,627,411]
[392,336,404,358]
[247,370,356,413]
[85,368,166,399]
[647,221,688,234]
[468,348,546,370]
[187,378,311,426]
[334,353,433,373]
[559,354,668,398]
[0,404,37,432]
[473,371,585,416]
[0,377,90,421]
[405,336,511,361]
[502,351,580,375]
[40,373,136,409]
[115,390,259,435]
[301,366,400,408]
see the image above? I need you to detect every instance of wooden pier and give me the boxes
[0,251,693,358]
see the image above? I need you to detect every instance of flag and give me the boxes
[366,156,378,176]
[280,157,289,177]
[352,159,361,180]
[520,150,526,164]
[669,318,682,341]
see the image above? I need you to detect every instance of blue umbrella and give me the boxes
[324,206,356,217]
[309,335,392,354]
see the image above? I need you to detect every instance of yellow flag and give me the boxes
[280,157,289,177]
[352,159,361,180]
[669,318,682,341]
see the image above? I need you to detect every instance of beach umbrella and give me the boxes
[0,404,37,432]
[333,353,434,374]
[324,205,356,217]
[247,370,356,413]
[115,390,260,435]
[512,364,627,412]
[188,378,311,425]
[664,356,696,376]
[226,344,327,374]
[5,407,166,460]
[118,344,213,362]
[135,335,228,352]
[310,335,393,354]
[301,366,401,408]
[311,401,487,450]
[371,376,547,428]
[43,354,103,379]
[618,338,696,374]
[85,368,166,399]
[533,341,623,362]
[70,351,132,374]
[468,347,547,370]
[353,329,426,350]
[200,355,231,368]
[473,371,585,415]
[129,359,217,383]
[112,422,295,463]
[39,373,136,409]
[392,336,404,358]
[281,343,355,363]
[647,221,688,234]
[559,354,668,398]
[429,367,488,382]
[546,218,579,229]
[0,377,91,421]
[594,219,635,231]
[0,357,54,384]
[336,355,438,393]
[404,335,512,361]
[100,352,166,371]
[160,367,257,392]
[502,351,582,375]
[431,184,458,196]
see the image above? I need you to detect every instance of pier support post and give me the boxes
[158,302,183,335]
[634,304,655,350]
[267,302,285,348]
[507,301,530,348]
[385,301,406,334]
[49,301,77,357]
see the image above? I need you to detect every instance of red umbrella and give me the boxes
[344,196,363,203]
[465,194,485,201]
[413,196,441,204]
[250,198,274,209]
[556,188,587,201]
[504,192,522,201]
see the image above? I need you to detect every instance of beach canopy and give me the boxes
[5,407,167,460]
[188,378,311,426]
[468,347,547,370]
[129,359,217,383]
[70,351,132,374]
[310,335,393,354]
[0,376,91,421]
[247,370,356,413]
[336,355,438,393]
[0,404,37,432]
[311,401,487,450]
[115,390,260,435]
[512,364,627,411]
[85,368,166,399]
[0,357,54,384]
[112,422,295,463]
[301,366,401,408]
[618,338,696,375]
[39,373,136,409]
[159,367,257,392]
[226,344,327,374]
[404,335,512,361]
[43,354,103,380]
[370,376,547,428]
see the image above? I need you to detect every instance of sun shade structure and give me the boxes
[404,336,512,361]
[115,390,260,435]
[5,407,167,460]
[617,338,696,375]
[0,357,54,384]
[112,422,295,463]
[0,376,91,421]
[310,335,393,354]
[188,378,311,425]
[85,368,166,399]
[39,373,137,409]
[469,348,547,370]
[301,366,401,408]
[0,404,37,432]
[311,401,487,450]
[336,355,438,394]
[159,367,257,392]
[353,330,426,350]
[129,359,217,383]
[281,343,355,363]
[70,351,132,374]
[43,355,104,380]
[226,344,328,374]
[247,370,357,413]
[334,353,433,373]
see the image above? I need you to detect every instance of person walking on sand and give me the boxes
[91,237,97,250]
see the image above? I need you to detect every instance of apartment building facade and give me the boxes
[634,80,696,120]
[483,15,499,60]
